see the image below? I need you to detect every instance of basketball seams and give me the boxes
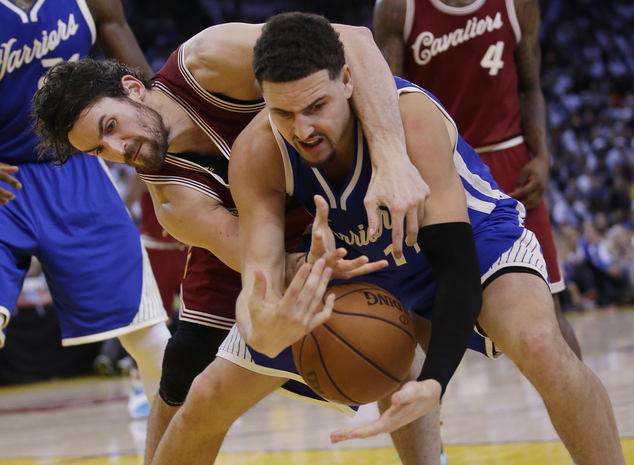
[322,323,405,384]
[330,309,417,345]
[302,332,360,405]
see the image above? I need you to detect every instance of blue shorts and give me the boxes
[0,155,166,346]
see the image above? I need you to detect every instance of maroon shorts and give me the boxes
[479,143,563,292]
[179,246,241,330]
[144,243,189,319]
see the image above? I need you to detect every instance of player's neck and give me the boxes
[438,0,479,7]
[10,0,36,12]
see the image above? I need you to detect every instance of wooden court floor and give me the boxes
[1,307,633,465]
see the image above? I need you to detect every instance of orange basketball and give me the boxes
[292,282,416,405]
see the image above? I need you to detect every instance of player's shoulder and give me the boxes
[183,23,263,98]
[373,0,407,25]
[85,0,125,25]
[232,110,275,159]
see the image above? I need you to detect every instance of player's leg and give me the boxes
[35,156,168,403]
[525,199,582,360]
[152,356,288,465]
[481,146,582,360]
[378,342,442,465]
[0,163,42,347]
[479,272,624,464]
[144,322,229,465]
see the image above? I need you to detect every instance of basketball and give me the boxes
[292,282,416,406]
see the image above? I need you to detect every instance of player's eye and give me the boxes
[95,145,103,155]
[105,120,115,134]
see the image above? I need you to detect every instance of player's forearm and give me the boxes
[158,209,241,271]
[416,222,482,396]
[336,25,408,163]
[518,88,549,160]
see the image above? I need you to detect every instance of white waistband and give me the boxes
[474,135,524,154]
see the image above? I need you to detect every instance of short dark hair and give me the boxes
[32,58,153,165]
[252,12,345,85]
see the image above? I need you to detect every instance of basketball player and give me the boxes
[32,22,433,465]
[145,13,623,464]
[373,0,582,359]
[0,0,170,411]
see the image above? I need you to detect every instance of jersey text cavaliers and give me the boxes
[411,12,503,65]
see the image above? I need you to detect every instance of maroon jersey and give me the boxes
[137,44,312,329]
[139,191,177,243]
[403,0,522,149]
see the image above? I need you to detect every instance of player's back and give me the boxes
[0,0,95,164]
[403,0,522,148]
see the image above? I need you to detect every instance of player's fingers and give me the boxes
[0,163,20,174]
[363,196,380,238]
[0,187,16,202]
[294,259,329,316]
[405,207,419,247]
[307,291,334,331]
[0,171,21,190]
[313,195,330,226]
[343,260,389,279]
[391,213,405,259]
[330,428,356,444]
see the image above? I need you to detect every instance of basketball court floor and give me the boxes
[1,307,633,465]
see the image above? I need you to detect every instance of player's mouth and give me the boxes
[298,138,323,152]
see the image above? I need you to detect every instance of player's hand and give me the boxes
[0,163,22,205]
[247,259,335,358]
[365,158,430,259]
[330,379,441,443]
[308,195,388,280]
[507,155,549,210]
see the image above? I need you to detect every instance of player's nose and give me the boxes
[103,136,126,158]
[294,114,314,140]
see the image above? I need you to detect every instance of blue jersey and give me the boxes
[0,0,95,164]
[273,77,527,317]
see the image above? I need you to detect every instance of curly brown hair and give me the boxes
[32,58,153,165]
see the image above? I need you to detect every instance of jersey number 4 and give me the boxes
[480,42,504,76]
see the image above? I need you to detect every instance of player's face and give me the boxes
[263,68,354,168]
[68,96,170,171]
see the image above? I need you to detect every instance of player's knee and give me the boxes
[514,325,565,376]
[159,323,229,407]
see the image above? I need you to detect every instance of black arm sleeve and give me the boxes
[416,221,482,396]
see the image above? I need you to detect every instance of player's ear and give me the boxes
[121,75,146,100]
[341,64,353,99]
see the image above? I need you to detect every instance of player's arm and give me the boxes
[332,92,481,442]
[184,23,265,101]
[509,0,549,209]
[402,93,481,395]
[0,163,22,205]
[373,0,408,77]
[87,0,153,77]
[146,183,241,271]
[337,24,430,257]
[229,112,334,358]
